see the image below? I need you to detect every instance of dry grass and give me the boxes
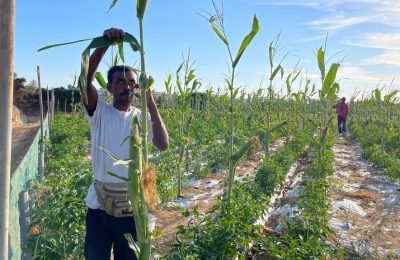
[344,191,378,201]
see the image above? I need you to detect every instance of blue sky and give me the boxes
[15,0,400,99]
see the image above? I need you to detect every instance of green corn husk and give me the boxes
[127,117,151,259]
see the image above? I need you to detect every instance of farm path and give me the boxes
[0,121,41,175]
[152,137,287,257]
[329,134,400,258]
[259,148,311,235]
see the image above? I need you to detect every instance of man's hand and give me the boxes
[133,89,155,105]
[103,28,125,42]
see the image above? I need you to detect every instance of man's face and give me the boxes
[107,70,139,106]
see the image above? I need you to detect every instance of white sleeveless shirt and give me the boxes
[84,98,153,209]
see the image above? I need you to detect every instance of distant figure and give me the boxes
[333,97,349,134]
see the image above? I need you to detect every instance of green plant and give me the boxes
[29,115,92,259]
[205,0,259,212]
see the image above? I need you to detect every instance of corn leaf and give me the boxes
[233,15,259,68]
[112,52,119,67]
[123,33,141,52]
[113,159,132,167]
[37,37,94,52]
[100,146,120,162]
[209,17,229,46]
[317,47,325,80]
[107,171,129,182]
[384,90,399,103]
[225,79,233,91]
[373,88,382,102]
[151,230,162,239]
[39,32,141,105]
[286,72,292,95]
[125,233,140,258]
[321,63,340,98]
[137,0,149,20]
[164,74,172,93]
[230,136,259,163]
[292,69,302,83]
[192,79,201,90]
[176,79,184,96]
[118,41,125,63]
[107,0,119,13]
[269,65,282,81]
[185,69,196,85]
[320,127,328,147]
[146,75,154,90]
[266,121,287,134]
[233,88,239,99]
[311,83,316,95]
[293,93,300,102]
[176,61,184,74]
[268,45,274,69]
[221,94,228,104]
[95,72,107,89]
[304,79,311,94]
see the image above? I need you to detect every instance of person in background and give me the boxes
[333,97,349,134]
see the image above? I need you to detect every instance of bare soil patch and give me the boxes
[0,106,41,175]
[329,135,400,258]
[11,121,41,174]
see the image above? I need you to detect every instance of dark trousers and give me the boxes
[338,116,347,133]
[85,208,137,260]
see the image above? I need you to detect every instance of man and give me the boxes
[82,28,168,260]
[333,97,349,134]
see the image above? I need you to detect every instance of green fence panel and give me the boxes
[8,116,49,260]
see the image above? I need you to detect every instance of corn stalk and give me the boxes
[267,33,287,100]
[206,0,259,211]
[173,54,200,198]
[125,118,151,259]
[260,121,287,161]
[108,0,153,163]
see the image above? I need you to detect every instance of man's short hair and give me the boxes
[107,65,137,83]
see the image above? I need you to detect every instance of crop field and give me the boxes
[3,0,400,259]
[25,89,400,259]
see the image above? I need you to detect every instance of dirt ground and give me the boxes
[5,105,41,174]
[152,137,287,257]
[329,135,400,258]
[9,121,41,174]
[250,134,400,258]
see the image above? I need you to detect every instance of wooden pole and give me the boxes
[0,0,15,258]
[37,66,45,180]
[51,89,55,126]
[46,86,50,138]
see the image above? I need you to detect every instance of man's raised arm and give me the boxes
[84,28,125,116]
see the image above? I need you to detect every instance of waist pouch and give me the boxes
[94,181,133,217]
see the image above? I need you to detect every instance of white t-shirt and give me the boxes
[84,98,153,209]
